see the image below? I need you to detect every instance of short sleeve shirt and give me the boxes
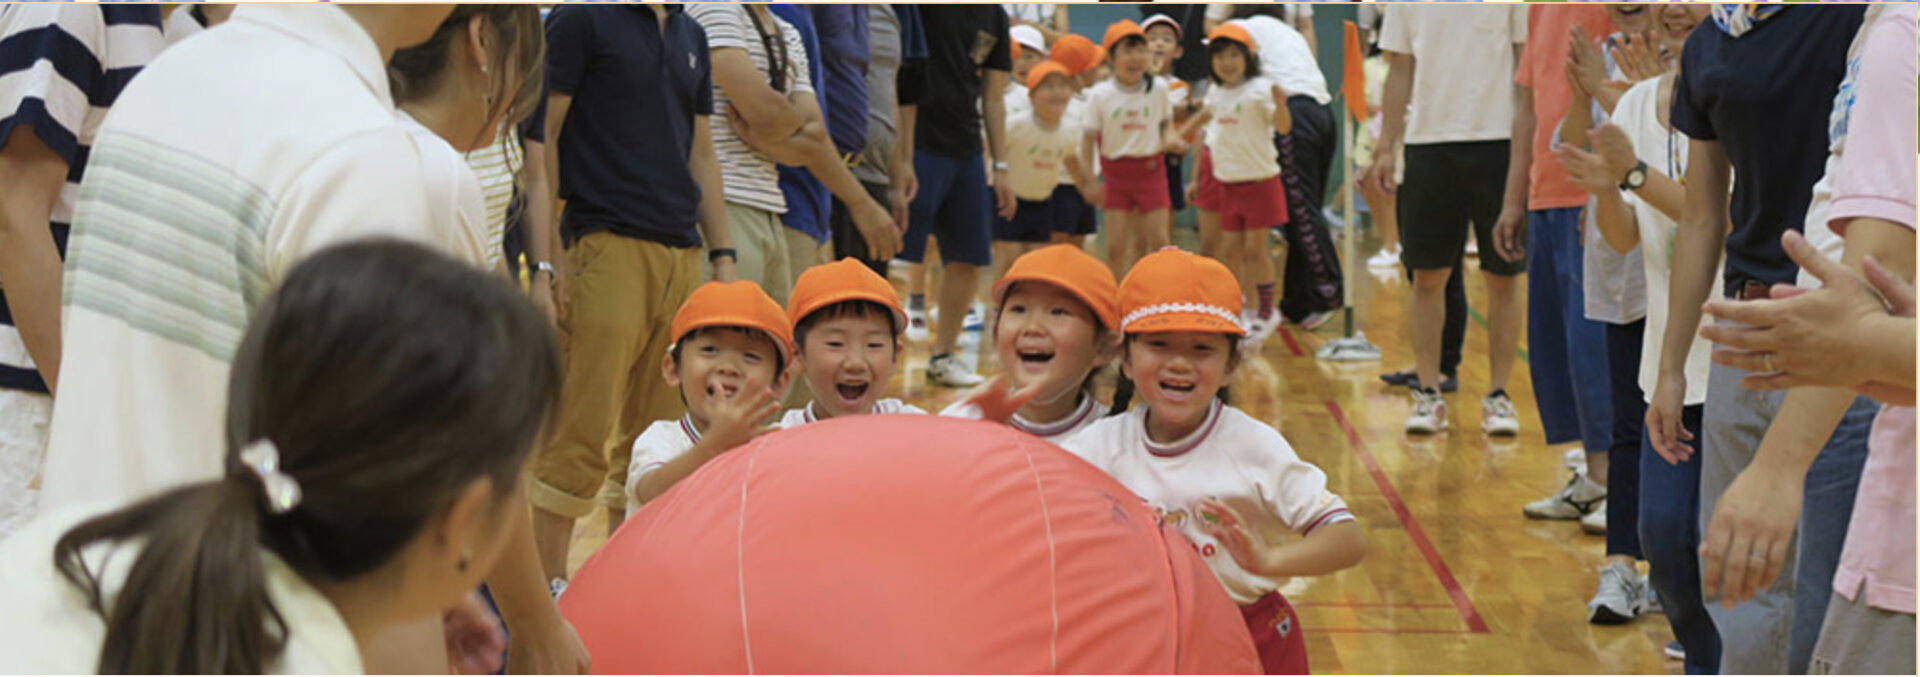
[545,5,713,248]
[915,5,1012,159]
[688,5,813,215]
[1671,5,1866,296]
[1378,4,1527,145]
[1084,78,1172,160]
[1203,76,1283,183]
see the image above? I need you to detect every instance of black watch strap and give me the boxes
[1618,160,1648,191]
[708,247,738,263]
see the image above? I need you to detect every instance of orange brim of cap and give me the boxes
[793,289,909,336]
[993,276,1121,333]
[1121,309,1246,337]
[676,315,795,363]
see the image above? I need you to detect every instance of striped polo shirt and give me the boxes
[686,4,812,215]
[0,4,165,393]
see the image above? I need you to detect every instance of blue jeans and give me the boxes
[1606,321,1645,560]
[1641,404,1721,674]
[1526,207,1613,450]
[1699,360,1876,674]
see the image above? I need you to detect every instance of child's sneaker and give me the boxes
[1405,387,1448,434]
[906,306,930,343]
[928,354,984,388]
[1482,391,1520,436]
[1367,244,1402,268]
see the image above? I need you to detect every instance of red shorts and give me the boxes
[1241,591,1309,674]
[1100,155,1172,212]
[1217,175,1289,232]
[1192,148,1224,212]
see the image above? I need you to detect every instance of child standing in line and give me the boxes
[1059,248,1366,675]
[1005,25,1048,122]
[990,62,1098,284]
[781,258,926,427]
[1180,24,1294,345]
[1143,14,1194,218]
[1083,20,1180,276]
[625,281,794,512]
[943,244,1119,444]
[1045,34,1109,249]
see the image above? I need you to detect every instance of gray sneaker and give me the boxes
[928,354,984,388]
[1524,472,1606,520]
[1588,561,1646,624]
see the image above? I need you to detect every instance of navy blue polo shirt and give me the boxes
[914,5,1011,159]
[1671,6,1865,295]
[546,4,713,248]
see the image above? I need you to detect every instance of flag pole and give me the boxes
[1317,20,1381,363]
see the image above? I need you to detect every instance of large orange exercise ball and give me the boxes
[558,415,1260,674]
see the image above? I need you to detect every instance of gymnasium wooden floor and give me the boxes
[567,225,1684,675]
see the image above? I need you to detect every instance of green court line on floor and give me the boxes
[1465,304,1530,364]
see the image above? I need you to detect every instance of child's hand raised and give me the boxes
[702,374,782,454]
[1196,498,1274,575]
[962,374,1043,425]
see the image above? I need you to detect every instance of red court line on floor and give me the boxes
[1323,401,1490,634]
[1277,326,1305,357]
[1294,602,1456,609]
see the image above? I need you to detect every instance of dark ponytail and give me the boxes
[54,240,561,673]
[1106,335,1238,417]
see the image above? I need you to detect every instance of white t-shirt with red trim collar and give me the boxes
[625,415,706,513]
[779,398,926,429]
[1083,76,1172,160]
[939,391,1107,446]
[1058,399,1353,605]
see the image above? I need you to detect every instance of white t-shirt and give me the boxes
[399,112,490,267]
[1058,400,1354,605]
[1004,111,1080,201]
[779,398,927,428]
[42,5,492,511]
[1060,92,1093,185]
[1206,4,1313,24]
[687,5,813,215]
[0,504,363,673]
[1005,82,1032,124]
[939,391,1106,446]
[625,415,704,514]
[1377,3,1527,145]
[1232,16,1331,106]
[1612,77,1722,406]
[1083,77,1172,160]
[1202,76,1283,183]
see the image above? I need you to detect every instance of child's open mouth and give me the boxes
[1016,348,1055,372]
[834,381,870,405]
[1158,379,1196,401]
[705,382,742,400]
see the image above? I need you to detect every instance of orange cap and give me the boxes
[670,280,796,362]
[1102,19,1147,52]
[1117,247,1245,336]
[1025,60,1072,91]
[1205,23,1257,53]
[787,258,908,335]
[1049,34,1107,76]
[993,244,1121,331]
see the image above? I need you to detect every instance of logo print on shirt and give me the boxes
[689,53,698,70]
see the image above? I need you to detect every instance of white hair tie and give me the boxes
[240,439,303,515]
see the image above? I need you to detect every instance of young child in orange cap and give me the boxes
[943,245,1118,444]
[1058,247,1366,675]
[1083,19,1182,276]
[782,258,926,427]
[990,63,1099,286]
[626,280,795,511]
[1041,35,1109,250]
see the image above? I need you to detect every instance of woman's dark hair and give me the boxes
[1107,334,1238,417]
[1207,39,1262,85]
[53,240,561,674]
[389,4,546,148]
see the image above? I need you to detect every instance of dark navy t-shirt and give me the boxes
[546,4,714,248]
[1671,6,1865,295]
[913,5,1012,159]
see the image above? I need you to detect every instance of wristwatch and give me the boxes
[708,247,738,263]
[1618,160,1648,191]
[533,261,557,277]
[992,161,1010,173]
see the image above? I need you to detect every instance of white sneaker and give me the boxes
[963,301,987,332]
[1405,388,1448,434]
[1524,472,1607,520]
[1482,391,1521,436]
[906,306,930,343]
[928,354,985,388]
[1644,575,1664,616]
[1563,448,1588,472]
[1663,641,1686,661]
[1587,561,1646,625]
[1367,245,1402,268]
[1580,499,1608,534]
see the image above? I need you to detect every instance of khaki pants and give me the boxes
[722,203,793,305]
[530,232,701,518]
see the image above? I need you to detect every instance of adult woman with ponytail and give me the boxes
[0,240,561,674]
[388,4,548,274]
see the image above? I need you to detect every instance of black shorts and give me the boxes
[1165,152,1187,212]
[1398,140,1525,276]
[993,184,1096,243]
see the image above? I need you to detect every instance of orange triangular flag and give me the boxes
[1341,20,1369,121]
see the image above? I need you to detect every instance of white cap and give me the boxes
[1010,25,1048,57]
[1140,14,1182,39]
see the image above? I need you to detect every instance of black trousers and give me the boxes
[830,180,892,278]
[1275,96,1343,322]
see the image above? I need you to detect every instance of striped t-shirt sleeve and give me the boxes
[0,5,111,166]
[689,5,753,52]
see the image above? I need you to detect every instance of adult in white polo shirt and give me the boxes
[1230,6,1343,329]
[39,4,587,674]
